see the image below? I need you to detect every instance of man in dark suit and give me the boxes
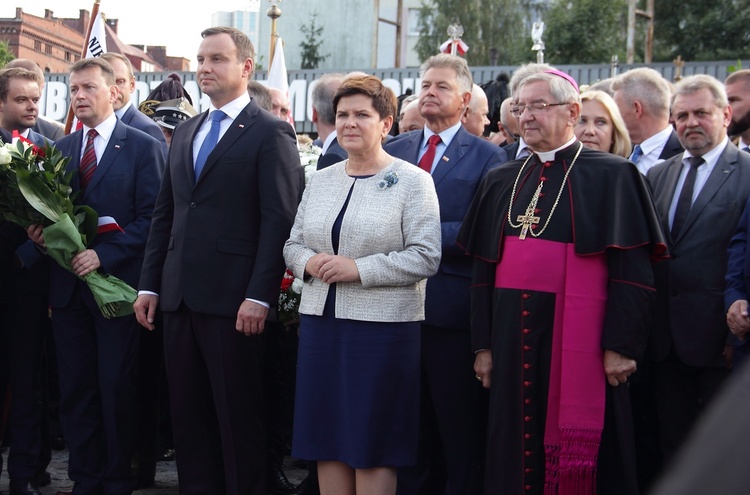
[100,53,168,161]
[0,68,52,495]
[312,72,347,170]
[384,53,507,495]
[613,68,684,175]
[25,58,163,495]
[134,27,302,495]
[647,74,750,469]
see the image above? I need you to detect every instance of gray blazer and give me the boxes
[284,159,442,322]
[648,143,750,366]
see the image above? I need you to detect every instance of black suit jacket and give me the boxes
[140,100,302,317]
[648,144,750,367]
[316,136,348,170]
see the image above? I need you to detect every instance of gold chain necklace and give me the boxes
[507,143,583,240]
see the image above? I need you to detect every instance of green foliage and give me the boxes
[653,0,750,62]
[415,0,532,67]
[0,41,13,68]
[543,0,628,64]
[299,13,329,69]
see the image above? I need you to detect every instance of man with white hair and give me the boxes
[612,67,683,175]
[458,70,666,495]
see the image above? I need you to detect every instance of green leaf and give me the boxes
[15,167,65,223]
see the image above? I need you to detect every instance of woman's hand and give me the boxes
[315,254,360,284]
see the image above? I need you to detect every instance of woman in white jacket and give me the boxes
[284,75,441,495]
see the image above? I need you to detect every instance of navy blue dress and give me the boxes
[292,178,421,468]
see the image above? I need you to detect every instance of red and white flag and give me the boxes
[439,38,469,56]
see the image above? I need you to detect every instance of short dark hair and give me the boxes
[0,67,43,102]
[100,52,134,78]
[70,57,116,86]
[201,26,255,64]
[333,75,397,121]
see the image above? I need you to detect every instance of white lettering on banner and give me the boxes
[39,75,425,126]
[45,81,68,121]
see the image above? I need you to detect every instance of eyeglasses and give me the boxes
[510,102,568,118]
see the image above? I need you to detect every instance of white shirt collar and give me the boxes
[83,112,117,143]
[422,121,462,149]
[535,136,578,163]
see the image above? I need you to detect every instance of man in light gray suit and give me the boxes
[647,74,750,468]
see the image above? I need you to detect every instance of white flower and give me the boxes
[0,145,11,165]
[291,278,304,293]
[298,143,322,185]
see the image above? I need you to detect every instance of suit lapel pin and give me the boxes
[114,145,121,149]
[442,156,450,162]
[238,124,245,128]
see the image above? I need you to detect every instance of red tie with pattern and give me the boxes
[79,129,98,189]
[418,134,442,173]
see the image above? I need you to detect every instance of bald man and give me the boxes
[461,84,490,137]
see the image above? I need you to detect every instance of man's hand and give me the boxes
[236,300,268,336]
[27,224,45,248]
[474,349,493,389]
[134,294,160,331]
[603,349,637,387]
[727,299,750,340]
[70,249,101,277]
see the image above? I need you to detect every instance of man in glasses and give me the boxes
[457,70,667,495]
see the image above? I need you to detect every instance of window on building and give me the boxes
[65,52,71,62]
[45,44,52,55]
[34,40,41,51]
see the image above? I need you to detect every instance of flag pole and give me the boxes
[64,0,102,134]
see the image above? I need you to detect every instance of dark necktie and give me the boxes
[630,144,643,163]
[79,129,98,189]
[195,110,227,180]
[418,134,442,173]
[742,146,750,153]
[671,156,704,238]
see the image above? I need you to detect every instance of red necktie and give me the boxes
[79,129,98,189]
[418,134,442,173]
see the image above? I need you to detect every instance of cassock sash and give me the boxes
[496,237,607,495]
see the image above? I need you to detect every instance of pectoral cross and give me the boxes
[516,182,543,240]
[517,211,540,240]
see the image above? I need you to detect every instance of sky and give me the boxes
[1,1,261,70]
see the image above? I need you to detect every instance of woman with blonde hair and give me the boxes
[575,89,632,158]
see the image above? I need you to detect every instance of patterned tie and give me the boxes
[671,156,704,238]
[79,129,98,190]
[630,144,643,163]
[418,134,442,173]
[194,110,227,180]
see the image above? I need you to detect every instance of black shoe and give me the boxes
[297,476,320,495]
[267,463,300,495]
[50,435,66,451]
[33,471,51,488]
[8,480,42,495]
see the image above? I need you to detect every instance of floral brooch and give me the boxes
[378,171,399,189]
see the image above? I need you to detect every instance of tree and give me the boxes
[415,0,533,67]
[542,0,628,65]
[299,13,329,69]
[0,41,14,68]
[652,0,750,62]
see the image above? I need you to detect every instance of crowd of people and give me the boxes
[2,24,750,495]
